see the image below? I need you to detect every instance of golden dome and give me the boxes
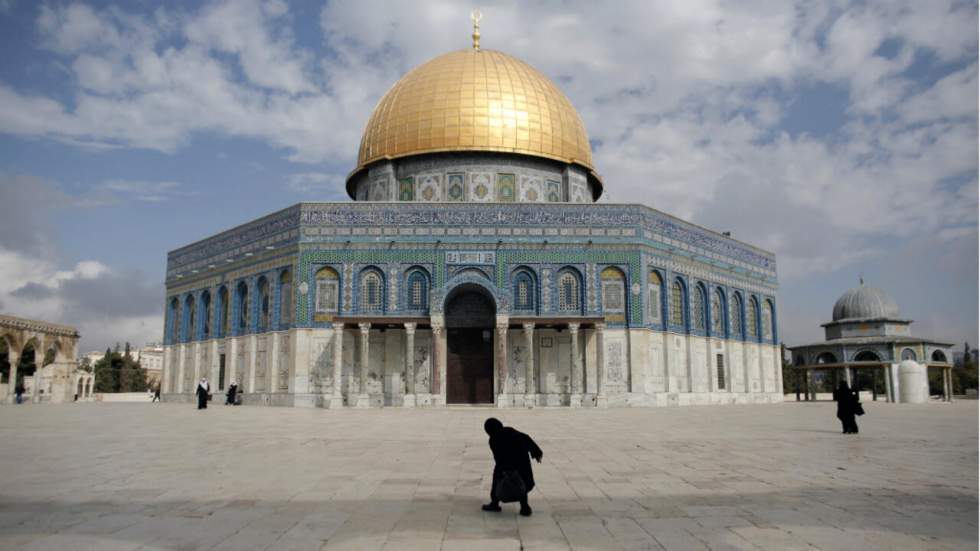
[351,48,598,188]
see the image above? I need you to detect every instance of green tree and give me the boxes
[953,342,978,395]
[94,348,116,393]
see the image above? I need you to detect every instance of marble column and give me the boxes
[328,325,345,408]
[944,367,953,402]
[403,323,417,408]
[6,350,18,403]
[356,323,371,407]
[31,339,43,403]
[595,323,607,407]
[569,323,582,407]
[844,366,852,387]
[523,323,536,407]
[432,321,446,406]
[495,321,509,407]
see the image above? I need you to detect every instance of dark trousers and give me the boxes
[490,468,529,508]
[839,414,858,434]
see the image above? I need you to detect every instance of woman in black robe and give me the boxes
[481,417,543,516]
[833,380,859,434]
[196,378,209,410]
[225,381,238,405]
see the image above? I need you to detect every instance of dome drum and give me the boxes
[348,151,600,203]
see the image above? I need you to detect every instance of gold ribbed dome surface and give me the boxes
[355,49,594,174]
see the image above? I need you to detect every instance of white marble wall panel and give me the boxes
[254,336,267,393]
[746,343,760,392]
[412,331,432,394]
[604,330,628,394]
[670,334,689,392]
[646,332,666,393]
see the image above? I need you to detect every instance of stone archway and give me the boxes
[0,315,80,403]
[444,284,496,404]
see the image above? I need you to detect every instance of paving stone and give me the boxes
[0,401,974,550]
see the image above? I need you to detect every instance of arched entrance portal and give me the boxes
[445,286,495,404]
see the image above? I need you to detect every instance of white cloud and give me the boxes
[0,0,975,344]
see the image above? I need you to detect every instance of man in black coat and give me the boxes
[481,417,543,516]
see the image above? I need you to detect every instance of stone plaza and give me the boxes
[0,401,976,550]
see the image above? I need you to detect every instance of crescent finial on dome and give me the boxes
[471,10,482,51]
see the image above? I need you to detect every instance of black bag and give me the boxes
[855,402,865,416]
[494,470,527,503]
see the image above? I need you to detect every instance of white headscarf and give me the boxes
[199,378,209,391]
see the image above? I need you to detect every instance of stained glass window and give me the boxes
[514,271,534,311]
[670,280,684,326]
[237,282,249,332]
[279,271,293,327]
[202,291,211,339]
[600,267,625,313]
[648,271,662,323]
[361,271,383,312]
[747,297,758,338]
[257,277,270,332]
[693,285,706,330]
[731,293,743,336]
[558,271,580,312]
[407,271,428,310]
[315,267,339,313]
[711,289,723,334]
[762,299,773,340]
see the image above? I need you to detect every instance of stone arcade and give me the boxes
[0,314,88,403]
[160,38,782,408]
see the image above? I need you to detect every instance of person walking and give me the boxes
[481,417,543,517]
[196,378,210,410]
[151,385,161,403]
[833,380,860,434]
[225,381,238,405]
[14,383,24,404]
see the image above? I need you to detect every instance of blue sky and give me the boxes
[0,0,976,353]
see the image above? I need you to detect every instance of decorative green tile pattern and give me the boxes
[496,174,515,202]
[447,173,465,201]
[398,177,414,201]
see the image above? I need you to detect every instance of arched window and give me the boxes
[184,295,196,342]
[762,299,774,340]
[670,279,685,327]
[201,291,211,339]
[731,292,743,337]
[901,348,917,361]
[747,296,759,339]
[600,267,626,314]
[407,270,429,310]
[257,277,271,332]
[279,270,293,328]
[236,281,250,333]
[218,286,230,338]
[854,350,881,362]
[557,269,581,312]
[513,270,535,312]
[692,284,706,331]
[816,352,837,364]
[360,269,384,312]
[931,350,948,362]
[711,289,724,335]
[648,271,663,324]
[315,267,340,313]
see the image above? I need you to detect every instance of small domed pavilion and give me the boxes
[788,280,954,403]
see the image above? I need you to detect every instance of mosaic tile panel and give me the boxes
[546,180,561,202]
[496,174,516,202]
[417,174,442,201]
[469,172,494,202]
[369,178,390,201]
[446,173,465,201]
[398,177,414,201]
[518,175,543,202]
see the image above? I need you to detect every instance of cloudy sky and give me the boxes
[0,0,976,353]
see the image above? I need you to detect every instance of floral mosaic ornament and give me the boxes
[447,173,465,201]
[496,173,515,202]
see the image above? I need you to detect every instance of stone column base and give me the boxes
[496,395,509,408]
[569,393,583,408]
[402,394,416,408]
[326,395,345,409]
[523,394,538,408]
[595,395,609,408]
[355,394,371,408]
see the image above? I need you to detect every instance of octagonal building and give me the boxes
[160,42,782,408]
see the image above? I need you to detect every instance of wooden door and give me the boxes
[447,328,494,404]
